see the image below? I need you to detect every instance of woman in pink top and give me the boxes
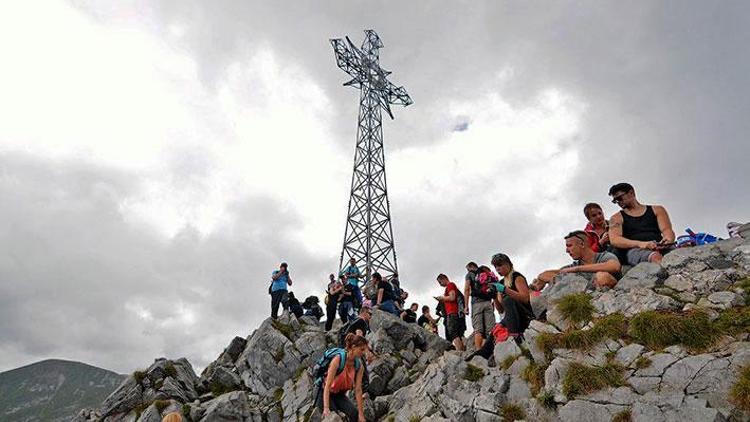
[584,203,610,252]
[319,334,368,422]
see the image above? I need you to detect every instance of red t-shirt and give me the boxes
[444,282,459,315]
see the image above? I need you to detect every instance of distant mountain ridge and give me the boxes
[0,359,125,422]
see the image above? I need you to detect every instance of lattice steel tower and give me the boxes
[331,30,412,281]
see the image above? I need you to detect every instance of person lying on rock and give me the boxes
[608,182,675,265]
[583,202,611,252]
[534,231,622,290]
[317,334,368,422]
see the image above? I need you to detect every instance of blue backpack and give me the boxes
[311,348,361,386]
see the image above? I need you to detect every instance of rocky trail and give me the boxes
[76,237,750,421]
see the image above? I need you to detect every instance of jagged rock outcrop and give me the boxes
[83,237,750,421]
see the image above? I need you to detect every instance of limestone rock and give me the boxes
[558,400,627,422]
[615,262,667,291]
[615,343,645,367]
[593,287,679,317]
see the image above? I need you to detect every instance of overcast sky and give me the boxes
[1,1,748,374]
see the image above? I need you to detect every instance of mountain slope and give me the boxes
[0,359,125,422]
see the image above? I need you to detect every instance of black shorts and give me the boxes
[446,314,464,341]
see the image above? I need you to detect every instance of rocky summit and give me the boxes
[77,237,750,421]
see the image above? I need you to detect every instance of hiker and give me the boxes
[303,295,325,321]
[339,305,372,341]
[338,275,357,324]
[491,253,533,343]
[463,261,497,350]
[315,333,368,422]
[288,292,304,318]
[270,262,293,319]
[584,202,611,252]
[340,258,364,308]
[434,273,466,351]
[326,274,344,331]
[534,231,622,289]
[608,182,676,264]
[417,305,440,334]
[374,272,401,315]
[161,413,182,422]
[400,302,419,323]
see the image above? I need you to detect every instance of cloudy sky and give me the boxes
[1,1,748,374]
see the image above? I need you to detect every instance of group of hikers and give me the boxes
[268,182,676,421]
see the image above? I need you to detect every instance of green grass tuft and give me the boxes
[629,310,717,351]
[464,363,485,382]
[271,319,294,340]
[562,361,625,398]
[408,417,423,422]
[536,389,556,409]
[164,361,177,377]
[730,364,750,412]
[713,306,750,336]
[555,293,596,325]
[500,355,519,370]
[293,366,307,382]
[521,361,547,396]
[132,370,147,384]
[634,356,652,369]
[181,404,192,420]
[209,380,238,397]
[273,387,284,402]
[537,313,627,360]
[272,346,286,363]
[154,399,170,412]
[500,403,526,421]
[612,409,632,422]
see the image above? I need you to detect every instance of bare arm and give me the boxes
[271,271,282,281]
[608,213,648,249]
[322,355,341,414]
[503,275,530,304]
[463,280,471,313]
[355,365,365,421]
[377,288,384,305]
[562,259,621,274]
[654,205,675,243]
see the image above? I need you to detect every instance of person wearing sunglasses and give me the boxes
[607,182,675,265]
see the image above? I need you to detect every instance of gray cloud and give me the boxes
[1,1,749,373]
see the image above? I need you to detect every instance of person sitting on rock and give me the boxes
[325,274,344,331]
[340,258,364,309]
[491,253,533,344]
[534,231,622,290]
[417,305,440,334]
[464,262,498,350]
[270,262,292,319]
[317,333,368,422]
[608,182,676,265]
[302,295,325,321]
[400,302,419,323]
[584,202,611,252]
[338,275,356,324]
[374,272,401,315]
[434,273,466,351]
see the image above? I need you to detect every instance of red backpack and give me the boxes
[472,270,497,300]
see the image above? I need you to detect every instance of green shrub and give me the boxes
[555,293,596,325]
[612,409,632,422]
[132,370,147,384]
[209,381,238,397]
[561,361,625,398]
[634,356,652,369]
[537,389,556,409]
[464,363,485,382]
[164,361,177,377]
[154,399,170,412]
[713,306,750,336]
[181,404,192,419]
[629,310,716,351]
[521,362,547,396]
[537,313,627,359]
[730,364,750,411]
[500,355,519,370]
[500,403,526,421]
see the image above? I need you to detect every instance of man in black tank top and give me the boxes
[607,183,675,265]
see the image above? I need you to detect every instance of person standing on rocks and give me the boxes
[325,273,344,331]
[340,257,364,309]
[270,262,292,319]
[463,261,497,350]
[608,182,676,265]
[584,202,611,252]
[338,275,357,323]
[435,273,466,351]
[534,231,622,289]
[318,333,369,422]
[491,253,533,344]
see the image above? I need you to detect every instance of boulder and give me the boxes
[593,287,679,317]
[615,262,667,291]
[199,391,263,422]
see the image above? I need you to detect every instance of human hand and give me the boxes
[464,306,469,314]
[434,296,442,302]
[641,240,658,250]
[495,284,506,293]
[323,409,330,417]
[600,232,610,244]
